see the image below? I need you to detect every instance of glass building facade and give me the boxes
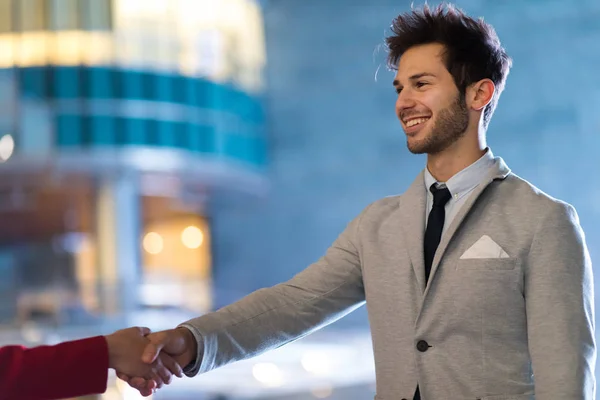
[0,0,267,344]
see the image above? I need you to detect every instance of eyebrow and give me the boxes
[393,72,437,87]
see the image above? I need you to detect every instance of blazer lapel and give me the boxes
[423,157,512,298]
[399,171,427,293]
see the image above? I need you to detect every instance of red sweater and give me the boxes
[0,336,109,400]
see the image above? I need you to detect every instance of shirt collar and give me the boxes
[424,148,496,200]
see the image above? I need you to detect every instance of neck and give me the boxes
[426,134,487,182]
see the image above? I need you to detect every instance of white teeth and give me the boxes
[406,117,430,127]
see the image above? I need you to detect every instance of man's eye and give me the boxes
[395,87,403,94]
[416,81,429,88]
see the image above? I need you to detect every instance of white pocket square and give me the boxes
[460,235,510,259]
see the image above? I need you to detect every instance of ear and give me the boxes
[466,79,495,111]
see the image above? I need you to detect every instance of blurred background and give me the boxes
[0,0,598,399]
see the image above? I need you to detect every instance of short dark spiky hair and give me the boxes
[386,4,512,128]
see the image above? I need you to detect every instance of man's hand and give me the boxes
[142,328,197,367]
[116,328,198,395]
[104,327,184,396]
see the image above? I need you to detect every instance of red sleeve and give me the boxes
[0,336,109,400]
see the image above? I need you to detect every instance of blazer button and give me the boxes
[416,340,430,352]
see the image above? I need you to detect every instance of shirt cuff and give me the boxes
[177,323,205,377]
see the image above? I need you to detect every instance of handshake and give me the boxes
[105,326,198,397]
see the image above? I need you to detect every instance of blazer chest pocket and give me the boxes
[457,257,517,271]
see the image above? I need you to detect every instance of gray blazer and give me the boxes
[181,158,596,400]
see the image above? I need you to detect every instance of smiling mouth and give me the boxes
[404,117,431,128]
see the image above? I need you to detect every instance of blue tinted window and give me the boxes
[173,122,187,149]
[155,74,174,103]
[20,67,48,98]
[156,120,174,147]
[188,124,215,153]
[53,66,80,98]
[119,70,144,99]
[56,114,82,146]
[88,115,116,145]
[85,67,114,99]
[123,118,146,145]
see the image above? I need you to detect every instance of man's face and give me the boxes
[393,43,470,155]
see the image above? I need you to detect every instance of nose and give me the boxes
[395,89,417,118]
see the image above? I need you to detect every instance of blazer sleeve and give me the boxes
[179,204,372,377]
[525,202,596,399]
[0,336,109,400]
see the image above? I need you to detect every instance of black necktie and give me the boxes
[423,184,452,283]
[414,185,452,400]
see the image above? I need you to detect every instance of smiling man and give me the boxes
[394,65,471,158]
[120,4,595,400]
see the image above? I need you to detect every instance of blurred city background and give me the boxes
[0,0,598,399]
